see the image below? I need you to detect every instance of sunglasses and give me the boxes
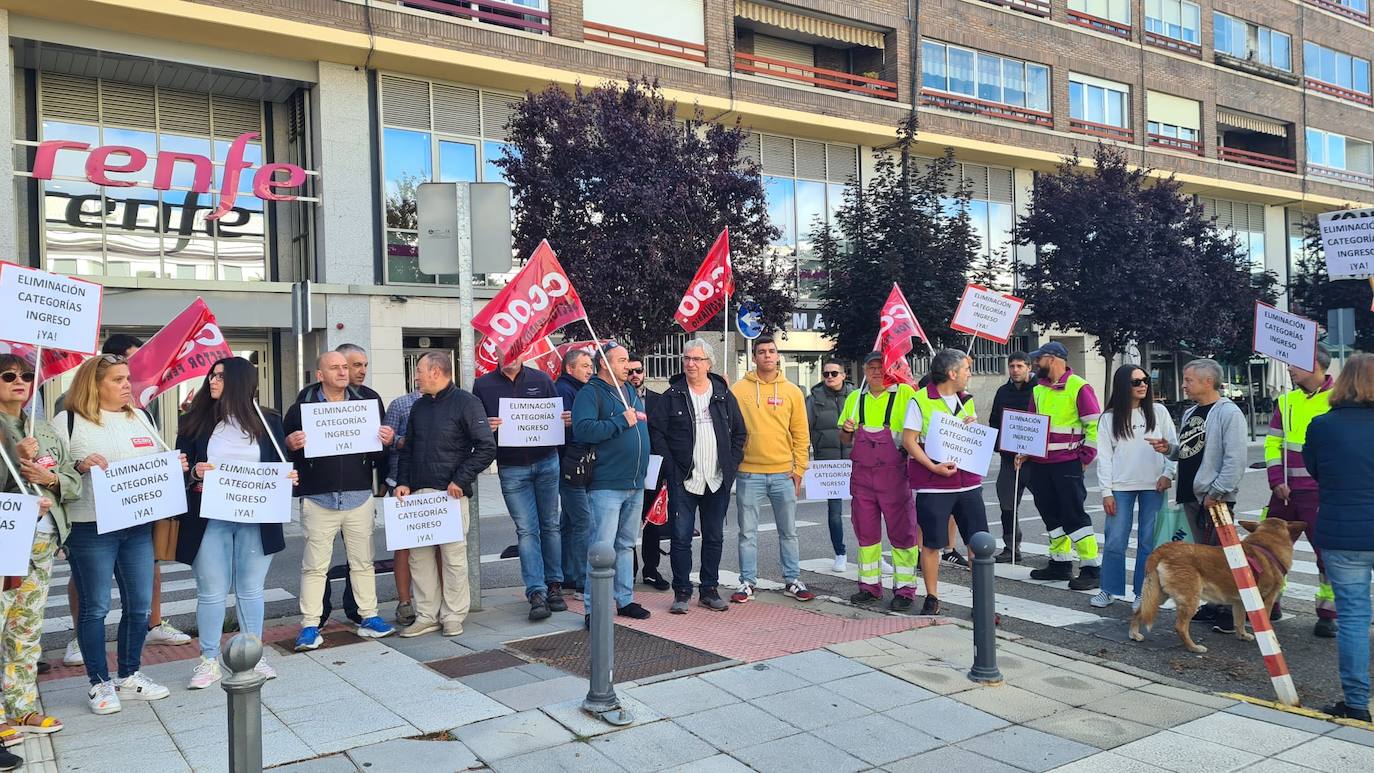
[823,370,843,377]
[1,372,35,384]
[1130,378,1150,387]
[628,368,644,375]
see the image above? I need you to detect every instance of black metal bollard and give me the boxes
[967,531,1004,685]
[582,540,633,725]
[221,633,268,772]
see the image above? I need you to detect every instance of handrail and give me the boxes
[401,0,551,34]
[979,0,1051,16]
[1144,30,1202,57]
[1070,117,1134,142]
[1067,9,1132,37]
[583,21,707,64]
[920,89,1053,126]
[1218,146,1299,173]
[1305,0,1370,23]
[734,52,898,100]
[1147,132,1204,155]
[1305,77,1374,106]
[1309,163,1374,187]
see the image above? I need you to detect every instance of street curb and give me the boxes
[1222,692,1374,732]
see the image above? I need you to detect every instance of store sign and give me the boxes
[30,131,307,221]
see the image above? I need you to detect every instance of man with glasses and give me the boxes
[988,352,1033,563]
[626,354,670,590]
[808,359,854,573]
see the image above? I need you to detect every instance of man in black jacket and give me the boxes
[283,351,396,651]
[649,338,747,614]
[988,351,1033,563]
[393,351,497,637]
[629,353,670,591]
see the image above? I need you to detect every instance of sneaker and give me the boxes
[919,596,942,616]
[890,595,914,613]
[941,550,968,567]
[254,660,278,680]
[670,593,690,615]
[547,583,568,612]
[849,590,881,606]
[1068,566,1101,591]
[62,639,84,667]
[832,554,847,573]
[698,593,728,612]
[1270,601,1283,622]
[86,681,120,715]
[400,620,439,638]
[881,559,895,575]
[994,546,1021,564]
[145,621,192,646]
[395,601,417,626]
[529,593,552,621]
[1089,591,1114,608]
[730,583,755,604]
[642,571,671,591]
[1325,701,1373,723]
[617,603,651,620]
[188,657,222,690]
[1192,603,1222,623]
[113,672,169,701]
[357,616,396,639]
[294,627,323,651]
[784,581,815,602]
[1212,611,1239,634]
[1029,561,1073,581]
[442,621,464,637]
[1314,618,1339,638]
[0,748,21,771]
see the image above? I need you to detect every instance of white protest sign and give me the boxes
[803,460,853,501]
[1317,208,1374,280]
[949,284,1025,345]
[0,494,41,576]
[924,412,996,477]
[497,397,564,447]
[644,454,663,489]
[1253,301,1318,371]
[301,400,382,458]
[0,263,104,354]
[200,462,295,524]
[383,491,464,551]
[91,451,187,534]
[999,409,1050,457]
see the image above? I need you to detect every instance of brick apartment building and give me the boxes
[1,0,1369,415]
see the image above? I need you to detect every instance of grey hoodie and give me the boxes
[1169,397,1248,502]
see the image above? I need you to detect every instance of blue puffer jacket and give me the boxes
[1305,405,1374,552]
[572,376,649,491]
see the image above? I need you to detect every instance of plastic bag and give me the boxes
[1153,502,1194,549]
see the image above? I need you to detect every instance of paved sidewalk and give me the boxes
[31,586,1374,773]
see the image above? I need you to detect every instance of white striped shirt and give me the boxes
[684,385,722,495]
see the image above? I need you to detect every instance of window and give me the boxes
[1145,0,1200,44]
[1147,122,1199,141]
[1213,14,1291,72]
[1146,91,1201,153]
[921,41,1050,112]
[1199,197,1266,273]
[1307,128,1374,182]
[1070,74,1130,130]
[1303,42,1371,100]
[1069,0,1130,24]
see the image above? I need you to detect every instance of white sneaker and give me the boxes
[145,621,192,646]
[188,657,222,690]
[832,555,847,573]
[114,671,169,701]
[63,639,84,666]
[88,681,121,715]
[254,660,278,680]
[1089,591,1114,608]
[881,559,894,575]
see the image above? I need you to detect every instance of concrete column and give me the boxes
[1263,204,1290,310]
[1012,168,1037,290]
[0,11,19,264]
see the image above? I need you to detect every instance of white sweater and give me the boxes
[53,410,162,524]
[1096,404,1179,493]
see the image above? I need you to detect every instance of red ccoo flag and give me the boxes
[674,228,735,333]
[645,485,669,527]
[126,298,233,407]
[874,283,929,387]
[0,341,85,385]
[472,240,587,365]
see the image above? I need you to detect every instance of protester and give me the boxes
[1304,352,1374,723]
[808,357,854,572]
[988,351,1033,563]
[902,349,988,614]
[54,354,189,714]
[175,357,294,688]
[572,342,651,620]
[0,354,75,741]
[1018,342,1102,590]
[394,352,496,637]
[297,343,382,402]
[1094,364,1176,609]
[474,359,567,621]
[383,373,424,625]
[1148,358,1247,629]
[283,352,396,650]
[730,336,813,604]
[628,353,670,591]
[1265,347,1337,637]
[649,339,747,614]
[555,348,594,596]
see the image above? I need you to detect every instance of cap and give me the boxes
[862,351,884,365]
[1029,341,1070,360]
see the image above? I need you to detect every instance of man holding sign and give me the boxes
[901,349,988,615]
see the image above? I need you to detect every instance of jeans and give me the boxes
[826,498,846,556]
[65,522,155,685]
[193,520,274,659]
[498,453,562,598]
[1102,490,1163,598]
[586,489,643,610]
[560,484,591,589]
[1325,549,1374,711]
[669,481,731,596]
[735,472,800,585]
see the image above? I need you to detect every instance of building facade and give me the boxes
[3,0,1370,415]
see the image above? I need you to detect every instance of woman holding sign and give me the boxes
[0,354,78,744]
[175,357,292,690]
[54,354,188,715]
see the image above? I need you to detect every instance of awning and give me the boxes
[1218,109,1288,138]
[735,0,885,49]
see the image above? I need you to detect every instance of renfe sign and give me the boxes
[29,131,305,221]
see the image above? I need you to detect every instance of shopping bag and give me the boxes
[1152,502,1194,549]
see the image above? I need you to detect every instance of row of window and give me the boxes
[1072,0,1368,29]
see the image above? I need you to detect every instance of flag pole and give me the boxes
[582,319,631,409]
[0,438,32,497]
[28,346,43,427]
[722,296,731,384]
[253,401,289,462]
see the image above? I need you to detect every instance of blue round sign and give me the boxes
[736,301,764,340]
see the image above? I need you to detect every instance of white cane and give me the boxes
[1012,463,1020,567]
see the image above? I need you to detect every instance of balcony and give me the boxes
[1306,0,1370,24]
[1305,78,1374,106]
[1309,164,1374,187]
[1213,52,1301,86]
[735,52,898,100]
[400,0,550,35]
[979,0,1051,17]
[583,22,706,64]
[1144,31,1201,58]
[1148,133,1203,156]
[920,90,1052,127]
[1067,10,1132,38]
[1219,146,1299,173]
[1070,117,1133,142]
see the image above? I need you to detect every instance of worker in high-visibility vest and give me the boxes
[1016,342,1103,589]
[1265,346,1337,638]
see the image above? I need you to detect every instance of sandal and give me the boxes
[0,724,20,748]
[17,713,62,734]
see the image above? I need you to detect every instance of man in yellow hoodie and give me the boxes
[729,336,813,603]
